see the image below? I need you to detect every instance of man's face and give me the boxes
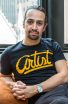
[23,9,46,40]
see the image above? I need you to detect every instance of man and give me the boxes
[1,6,68,104]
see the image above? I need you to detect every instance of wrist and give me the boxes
[33,85,39,95]
[32,83,44,95]
[36,83,43,93]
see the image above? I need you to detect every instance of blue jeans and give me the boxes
[28,84,68,104]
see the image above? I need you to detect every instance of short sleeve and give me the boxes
[1,48,12,75]
[52,40,66,62]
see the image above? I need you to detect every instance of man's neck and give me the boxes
[22,39,40,46]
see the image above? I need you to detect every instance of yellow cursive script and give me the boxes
[16,50,53,74]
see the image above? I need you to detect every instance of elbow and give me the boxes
[62,71,68,83]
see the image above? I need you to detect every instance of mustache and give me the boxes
[29,29,39,34]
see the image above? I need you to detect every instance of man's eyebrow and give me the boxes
[27,19,33,20]
[37,20,44,22]
[27,19,44,22]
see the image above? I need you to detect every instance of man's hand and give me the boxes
[12,81,26,89]
[12,82,37,100]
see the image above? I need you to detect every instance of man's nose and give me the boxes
[32,22,38,30]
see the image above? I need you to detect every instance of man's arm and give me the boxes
[0,74,26,89]
[0,74,15,88]
[12,60,68,100]
[41,60,68,92]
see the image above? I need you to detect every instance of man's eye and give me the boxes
[37,21,43,26]
[27,20,33,25]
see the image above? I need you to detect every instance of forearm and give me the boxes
[13,73,65,100]
[41,72,68,92]
[0,77,15,87]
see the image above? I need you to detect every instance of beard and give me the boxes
[28,34,39,40]
[27,30,40,40]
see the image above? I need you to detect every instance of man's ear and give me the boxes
[43,23,48,32]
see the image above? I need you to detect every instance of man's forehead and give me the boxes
[25,9,45,20]
[26,9,44,14]
[26,9,41,13]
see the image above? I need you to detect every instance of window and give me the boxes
[64,0,68,44]
[0,0,40,45]
[64,0,68,50]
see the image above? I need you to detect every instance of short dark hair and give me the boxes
[23,6,47,25]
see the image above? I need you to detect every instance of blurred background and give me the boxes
[0,0,40,44]
[0,0,68,61]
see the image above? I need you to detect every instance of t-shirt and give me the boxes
[1,38,65,85]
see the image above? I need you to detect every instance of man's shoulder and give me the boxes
[41,38,60,51]
[41,38,54,45]
[2,41,21,54]
[42,38,53,42]
[42,38,58,45]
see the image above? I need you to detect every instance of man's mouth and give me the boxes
[29,31,39,35]
[30,32,38,34]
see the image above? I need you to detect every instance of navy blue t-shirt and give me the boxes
[1,38,65,85]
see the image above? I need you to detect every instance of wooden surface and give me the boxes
[0,78,28,104]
